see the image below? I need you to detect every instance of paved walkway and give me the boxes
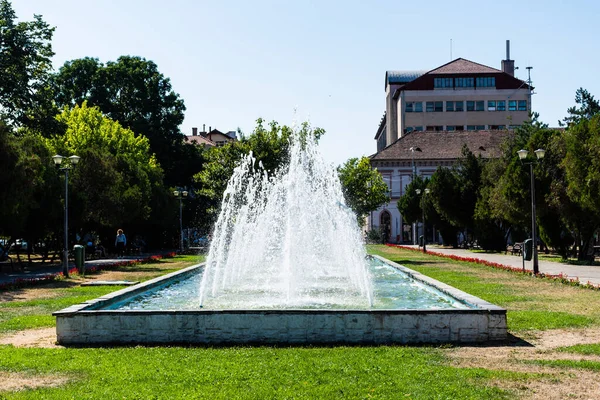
[401,245,600,286]
[0,253,171,286]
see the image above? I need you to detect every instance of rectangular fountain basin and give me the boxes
[53,255,507,345]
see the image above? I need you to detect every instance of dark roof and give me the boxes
[428,58,502,75]
[370,130,512,161]
[385,70,426,87]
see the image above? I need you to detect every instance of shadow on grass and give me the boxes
[0,279,82,301]
[63,333,533,349]
[385,258,440,267]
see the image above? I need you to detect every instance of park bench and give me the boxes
[0,247,15,272]
[506,242,523,256]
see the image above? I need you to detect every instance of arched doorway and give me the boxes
[380,211,391,244]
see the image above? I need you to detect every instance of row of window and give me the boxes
[406,100,527,113]
[405,125,520,133]
[433,77,496,89]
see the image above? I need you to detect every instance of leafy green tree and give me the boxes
[338,157,389,224]
[51,56,190,186]
[0,0,56,130]
[559,114,600,259]
[49,102,166,238]
[397,176,426,226]
[0,122,62,261]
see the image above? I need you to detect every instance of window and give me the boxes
[467,101,475,111]
[490,125,506,130]
[497,100,506,111]
[405,102,413,112]
[446,101,454,112]
[518,100,527,111]
[454,125,465,131]
[415,102,423,112]
[508,125,521,130]
[509,100,517,111]
[426,102,434,112]
[414,126,423,132]
[405,127,414,133]
[476,101,484,111]
[467,125,485,131]
[455,77,474,87]
[488,100,496,111]
[434,77,453,88]
[434,101,443,112]
[446,126,455,131]
[476,77,496,88]
[426,126,444,131]
[455,101,464,112]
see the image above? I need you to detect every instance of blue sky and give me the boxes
[14,0,600,165]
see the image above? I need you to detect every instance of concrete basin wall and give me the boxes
[54,257,507,345]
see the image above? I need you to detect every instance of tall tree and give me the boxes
[51,56,189,185]
[49,102,167,239]
[338,157,389,224]
[560,88,600,126]
[0,0,55,129]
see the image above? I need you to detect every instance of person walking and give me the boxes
[115,229,127,258]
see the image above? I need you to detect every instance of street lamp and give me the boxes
[410,146,422,178]
[517,148,545,274]
[173,190,188,252]
[410,146,422,244]
[52,154,80,277]
[415,187,430,252]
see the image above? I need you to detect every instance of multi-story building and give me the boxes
[376,41,531,152]
[370,41,532,244]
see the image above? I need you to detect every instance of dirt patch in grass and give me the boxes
[0,327,58,348]
[0,371,69,392]
[450,329,600,399]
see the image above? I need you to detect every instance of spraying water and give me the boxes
[199,127,373,309]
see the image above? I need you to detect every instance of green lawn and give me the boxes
[1,247,599,399]
[367,245,600,332]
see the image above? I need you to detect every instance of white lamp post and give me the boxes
[52,154,80,277]
[517,148,545,274]
[173,190,188,252]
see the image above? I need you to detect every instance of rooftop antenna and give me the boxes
[526,66,533,112]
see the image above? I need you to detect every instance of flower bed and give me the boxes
[0,252,177,291]
[386,244,600,291]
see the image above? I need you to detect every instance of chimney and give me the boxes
[209,126,211,132]
[192,127,198,136]
[501,40,515,76]
[202,124,206,132]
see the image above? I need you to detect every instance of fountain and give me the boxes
[54,126,507,345]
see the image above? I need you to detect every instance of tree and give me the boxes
[337,157,389,223]
[0,121,62,263]
[560,114,600,260]
[0,0,56,129]
[49,102,166,238]
[51,56,190,186]
[397,176,426,225]
[560,88,600,126]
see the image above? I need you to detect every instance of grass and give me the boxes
[0,346,531,399]
[557,343,600,355]
[0,255,204,334]
[1,246,599,398]
[367,245,600,332]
